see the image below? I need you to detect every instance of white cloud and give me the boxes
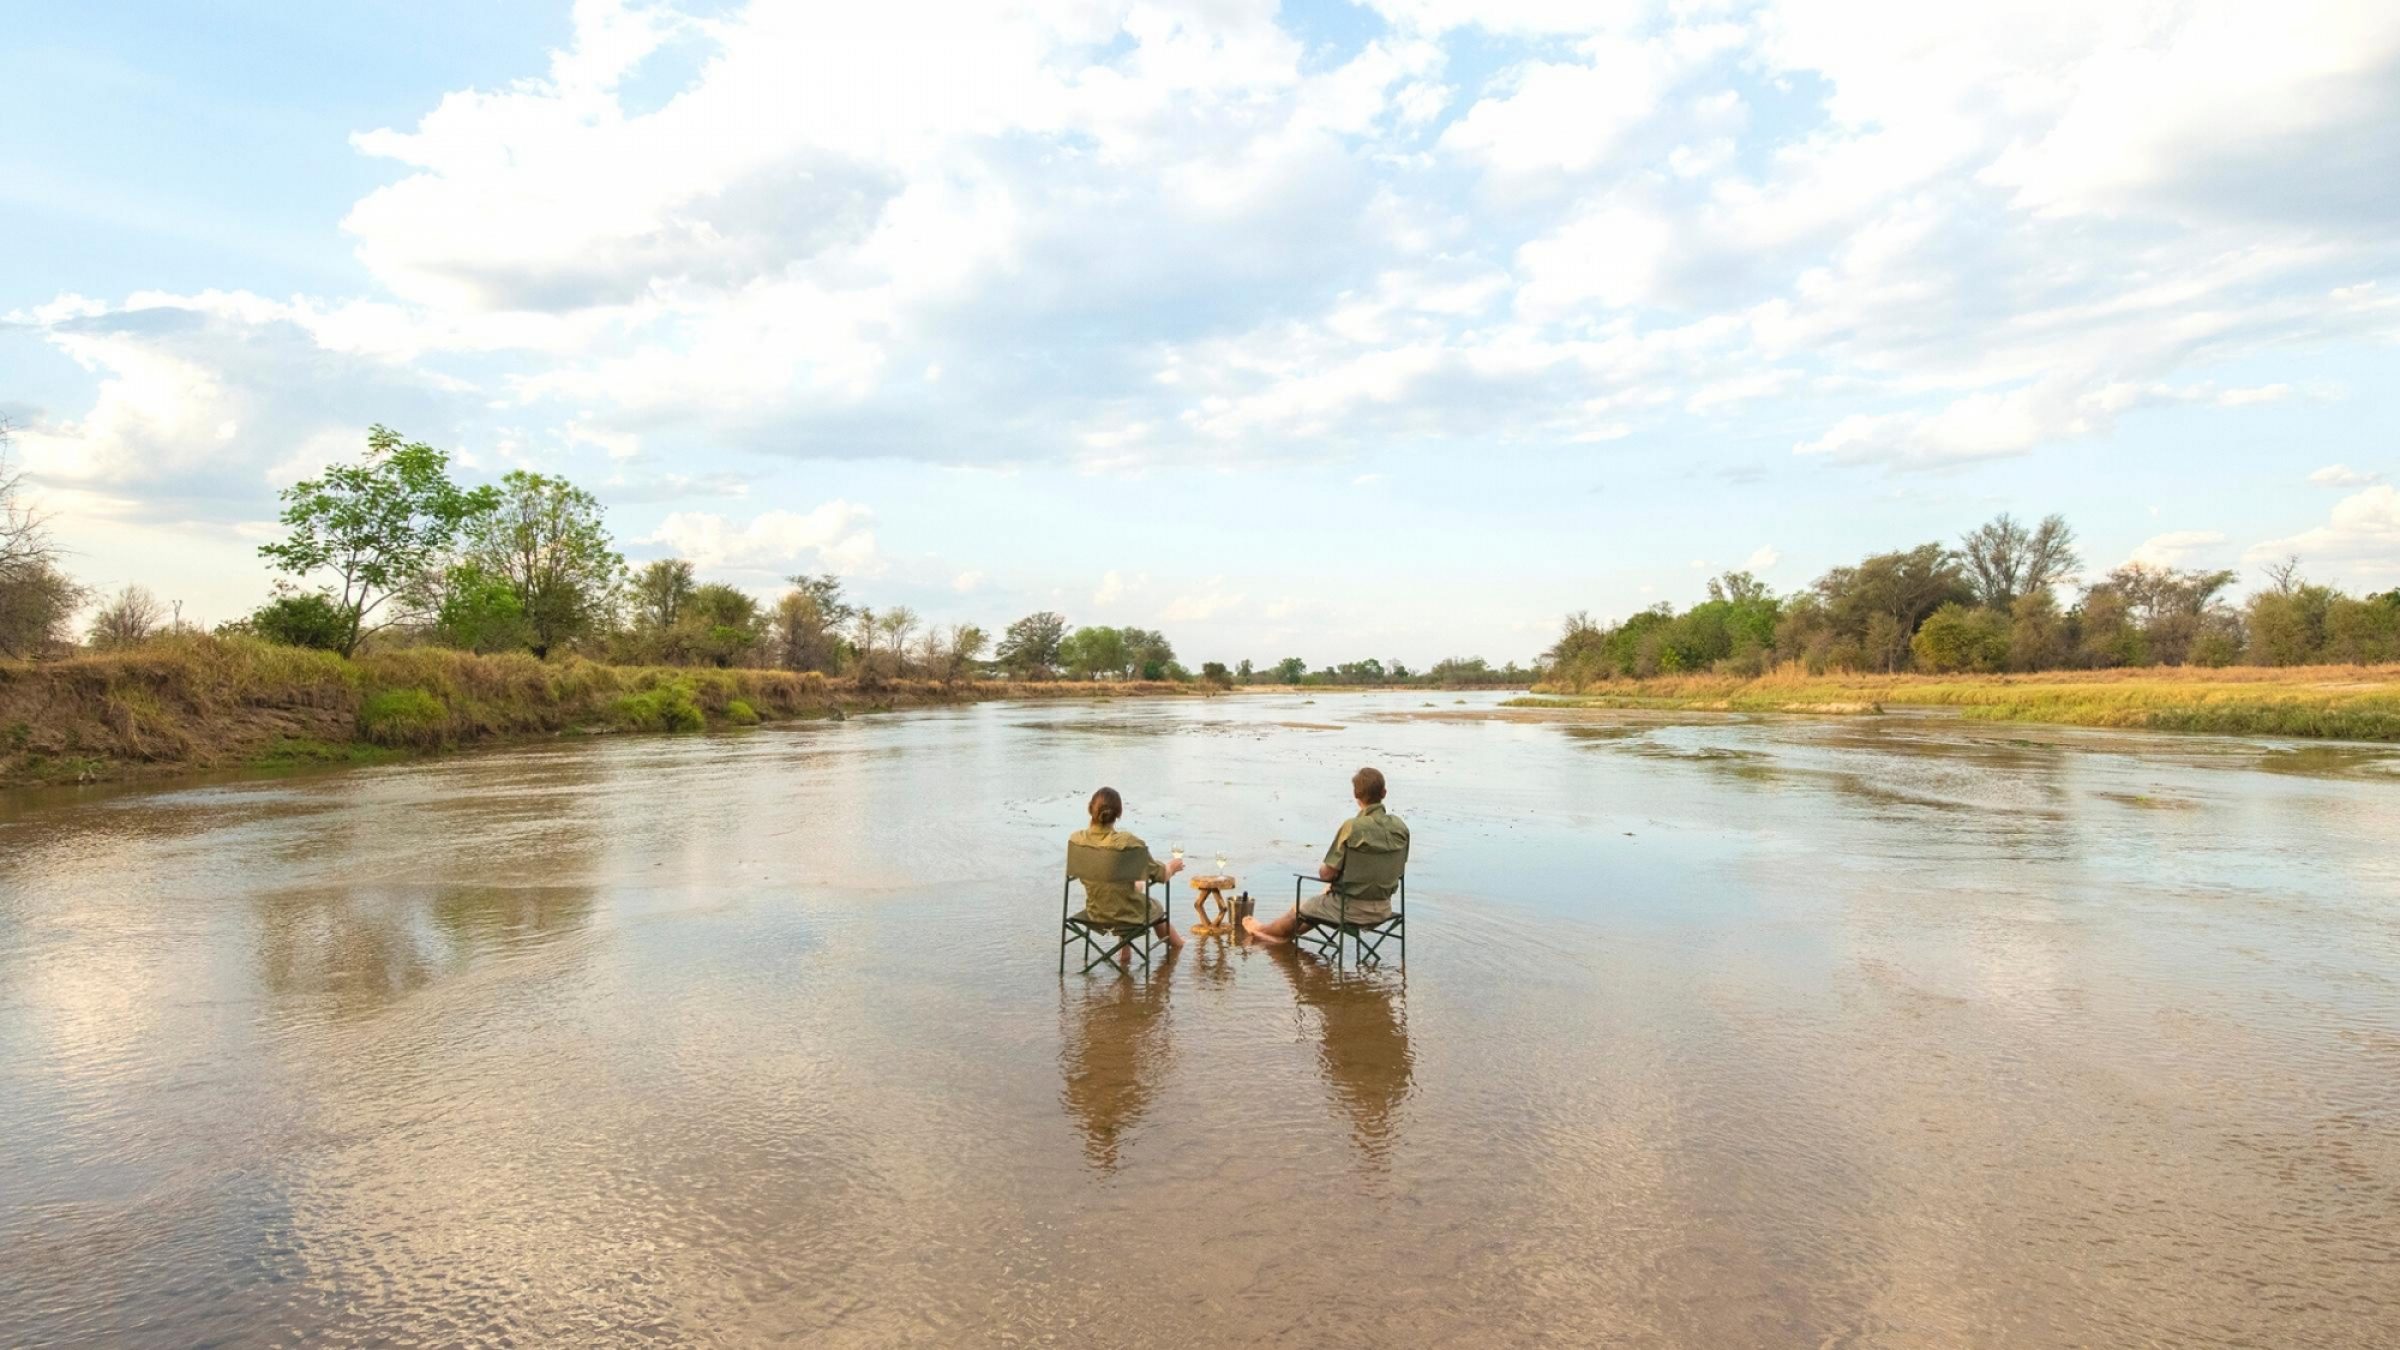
[1745,545,1780,571]
[1093,570,1127,606]
[641,502,878,574]
[2130,530,2228,568]
[2310,463,2386,488]
[1160,584,1247,623]
[1440,36,1683,179]
[951,569,987,593]
[12,0,2400,625]
[2248,485,2400,578]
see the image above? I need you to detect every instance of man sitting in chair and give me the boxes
[1070,787,1187,955]
[1244,767,1408,945]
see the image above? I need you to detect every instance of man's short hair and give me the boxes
[1352,766,1386,803]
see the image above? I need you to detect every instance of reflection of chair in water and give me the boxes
[1056,965,1177,1170]
[1272,947,1412,1159]
[1061,841,1168,975]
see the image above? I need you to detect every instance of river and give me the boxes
[3,692,2396,1346]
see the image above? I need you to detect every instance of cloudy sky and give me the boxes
[4,0,2396,664]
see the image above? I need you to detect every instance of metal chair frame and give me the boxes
[1061,843,1168,976]
[1292,872,1407,967]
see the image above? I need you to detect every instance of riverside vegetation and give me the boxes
[7,424,2398,780]
[0,634,1199,786]
[1532,512,2400,739]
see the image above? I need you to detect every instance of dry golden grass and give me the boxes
[1518,663,2400,740]
[0,634,1201,785]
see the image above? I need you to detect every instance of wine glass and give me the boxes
[1170,843,1185,871]
[1213,850,1228,876]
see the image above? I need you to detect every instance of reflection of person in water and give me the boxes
[1056,946,1180,1170]
[1266,944,1412,1158]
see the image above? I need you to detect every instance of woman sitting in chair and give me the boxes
[1070,787,1186,953]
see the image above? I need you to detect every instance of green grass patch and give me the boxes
[608,681,705,732]
[358,688,450,747]
[724,698,761,725]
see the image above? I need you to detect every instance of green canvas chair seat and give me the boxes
[1294,839,1408,966]
[1062,840,1166,975]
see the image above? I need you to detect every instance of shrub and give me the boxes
[725,698,760,725]
[358,687,449,746]
[249,593,352,651]
[1911,603,2009,674]
[608,681,704,732]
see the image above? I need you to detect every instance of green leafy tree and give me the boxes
[1122,626,1175,680]
[429,562,530,653]
[462,470,622,658]
[630,559,697,632]
[995,611,1067,679]
[685,583,765,667]
[766,573,857,673]
[1199,660,1233,688]
[257,425,499,656]
[1815,544,1970,671]
[1273,656,1308,684]
[2006,590,2070,671]
[1060,625,1131,680]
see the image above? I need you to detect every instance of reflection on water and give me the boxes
[3,694,2398,1346]
[1269,947,1412,1163]
[1059,953,1180,1171]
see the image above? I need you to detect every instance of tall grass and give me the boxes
[0,634,1203,784]
[1515,662,2400,740]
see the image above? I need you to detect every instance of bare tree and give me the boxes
[1,419,52,576]
[877,606,920,677]
[87,585,166,650]
[0,423,88,659]
[1960,512,2080,610]
[2261,555,2306,596]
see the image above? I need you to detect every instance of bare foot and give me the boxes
[1163,927,1186,951]
[1242,915,1285,945]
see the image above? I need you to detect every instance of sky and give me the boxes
[3,0,2396,667]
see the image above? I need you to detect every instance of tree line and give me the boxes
[0,423,1520,687]
[1542,512,2400,688]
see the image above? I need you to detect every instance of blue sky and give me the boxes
[3,0,2396,665]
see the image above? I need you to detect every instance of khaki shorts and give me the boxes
[1298,891,1391,928]
[1075,896,1165,928]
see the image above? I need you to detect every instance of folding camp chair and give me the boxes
[1061,841,1168,975]
[1293,841,1407,967]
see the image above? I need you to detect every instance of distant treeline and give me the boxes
[1543,513,2400,689]
[0,422,1523,687]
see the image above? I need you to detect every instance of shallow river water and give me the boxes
[3,692,2397,1347]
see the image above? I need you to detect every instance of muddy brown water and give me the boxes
[3,693,2396,1347]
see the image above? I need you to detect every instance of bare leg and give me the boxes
[1243,904,1305,945]
[1153,918,1186,951]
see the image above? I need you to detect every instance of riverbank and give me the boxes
[1515,664,2400,740]
[0,636,1203,787]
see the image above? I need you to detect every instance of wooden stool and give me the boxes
[1189,875,1239,934]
